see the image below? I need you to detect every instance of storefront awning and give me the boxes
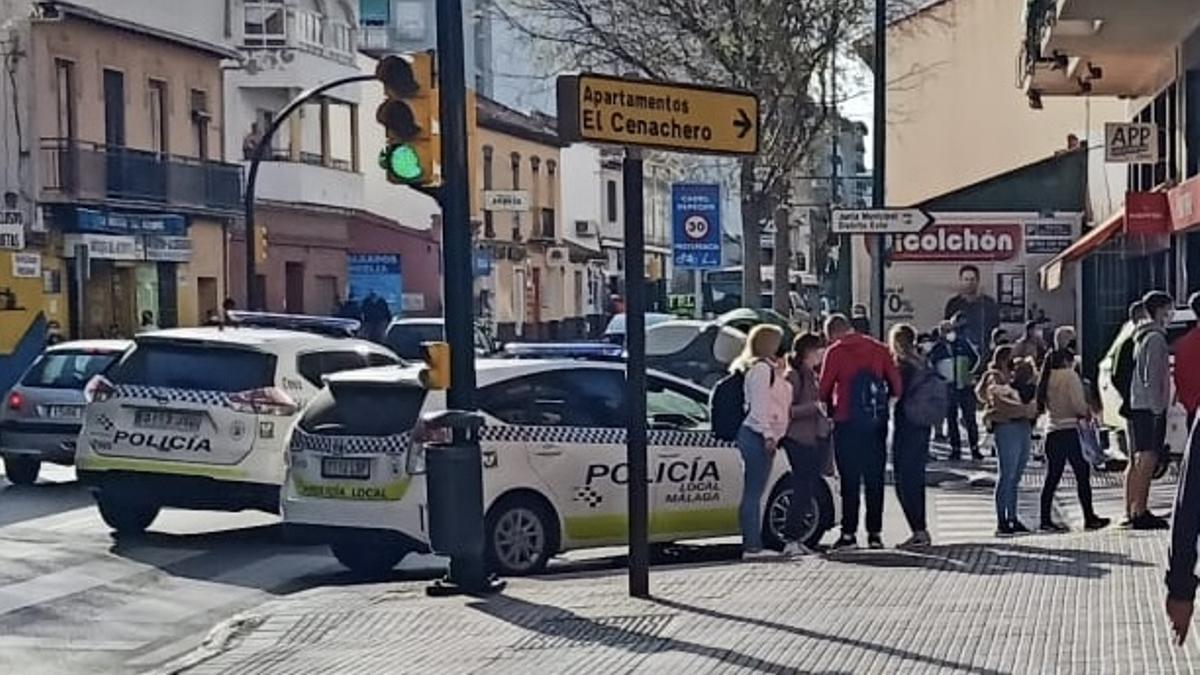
[1039,208,1125,291]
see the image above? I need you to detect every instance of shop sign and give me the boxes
[1125,191,1171,236]
[1105,123,1158,163]
[74,208,187,236]
[0,211,23,250]
[63,234,142,261]
[1169,176,1200,233]
[889,223,1021,262]
[348,254,403,315]
[483,191,530,212]
[12,252,40,278]
[144,235,193,262]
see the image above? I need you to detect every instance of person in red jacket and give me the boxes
[819,314,903,550]
[1176,292,1200,429]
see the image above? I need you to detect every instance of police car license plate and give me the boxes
[321,457,371,479]
[134,409,202,432]
[44,405,82,420]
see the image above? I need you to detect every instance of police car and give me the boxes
[281,359,837,575]
[77,323,399,534]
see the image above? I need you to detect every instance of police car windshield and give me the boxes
[22,351,121,389]
[111,343,276,392]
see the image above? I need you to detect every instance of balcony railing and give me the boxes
[41,139,243,213]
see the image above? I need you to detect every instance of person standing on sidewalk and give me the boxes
[780,332,830,557]
[978,345,1039,535]
[1172,292,1200,430]
[819,314,903,550]
[1037,332,1110,532]
[1012,320,1048,365]
[889,323,935,550]
[732,324,791,560]
[1126,291,1174,530]
[1165,412,1200,645]
[931,317,982,461]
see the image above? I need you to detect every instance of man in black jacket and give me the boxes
[1166,418,1200,644]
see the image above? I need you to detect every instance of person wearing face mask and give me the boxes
[930,316,981,461]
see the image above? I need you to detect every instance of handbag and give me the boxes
[1077,418,1105,467]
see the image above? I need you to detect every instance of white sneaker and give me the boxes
[782,541,813,557]
[742,549,778,561]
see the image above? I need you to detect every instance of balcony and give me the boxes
[252,157,363,211]
[40,139,242,214]
[243,3,356,65]
[1021,0,1200,100]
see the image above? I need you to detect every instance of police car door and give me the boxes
[478,368,629,548]
[647,375,739,540]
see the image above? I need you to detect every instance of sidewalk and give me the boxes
[165,524,1199,675]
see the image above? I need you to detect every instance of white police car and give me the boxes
[77,323,399,533]
[281,359,837,575]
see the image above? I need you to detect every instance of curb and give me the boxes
[144,612,268,675]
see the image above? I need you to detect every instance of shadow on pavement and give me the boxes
[0,481,94,528]
[823,541,1154,578]
[468,594,863,675]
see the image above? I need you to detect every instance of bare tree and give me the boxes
[494,0,913,306]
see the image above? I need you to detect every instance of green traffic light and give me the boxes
[380,144,424,183]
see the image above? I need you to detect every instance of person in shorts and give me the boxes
[1126,291,1174,530]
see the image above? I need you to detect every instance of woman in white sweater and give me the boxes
[732,324,791,560]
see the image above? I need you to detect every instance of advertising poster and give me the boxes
[347,254,403,315]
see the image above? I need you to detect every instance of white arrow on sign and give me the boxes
[831,208,934,234]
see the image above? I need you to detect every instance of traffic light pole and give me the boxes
[871,0,887,339]
[623,149,650,600]
[243,73,377,310]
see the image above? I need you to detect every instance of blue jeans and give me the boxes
[993,420,1032,524]
[737,425,771,551]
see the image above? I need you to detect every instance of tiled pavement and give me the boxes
[166,465,1198,675]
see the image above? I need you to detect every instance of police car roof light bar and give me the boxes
[225,311,362,338]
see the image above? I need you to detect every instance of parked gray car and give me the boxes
[0,340,130,485]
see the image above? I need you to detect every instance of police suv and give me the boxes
[281,359,837,575]
[77,323,399,533]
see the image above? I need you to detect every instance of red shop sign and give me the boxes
[1125,191,1171,236]
[1169,177,1200,233]
[889,223,1021,262]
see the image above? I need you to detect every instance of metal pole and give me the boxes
[871,0,887,339]
[243,73,376,310]
[435,0,488,593]
[623,149,649,599]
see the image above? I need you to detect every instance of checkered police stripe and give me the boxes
[290,427,411,456]
[477,425,735,448]
[113,385,233,408]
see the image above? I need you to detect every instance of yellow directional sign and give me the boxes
[557,73,759,156]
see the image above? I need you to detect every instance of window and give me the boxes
[647,377,710,430]
[384,322,444,360]
[366,352,401,367]
[546,160,557,210]
[54,59,75,141]
[530,156,541,224]
[299,381,426,437]
[148,79,168,154]
[606,180,618,222]
[511,152,522,234]
[244,0,286,47]
[478,369,626,428]
[483,145,494,237]
[329,20,353,54]
[190,89,210,159]
[22,350,122,389]
[297,351,370,387]
[110,344,275,392]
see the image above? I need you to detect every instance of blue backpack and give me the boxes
[849,370,890,428]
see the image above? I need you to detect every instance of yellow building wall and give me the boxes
[178,220,226,327]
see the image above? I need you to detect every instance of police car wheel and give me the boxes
[96,492,160,535]
[3,456,40,486]
[486,496,556,576]
[763,479,827,551]
[330,539,407,576]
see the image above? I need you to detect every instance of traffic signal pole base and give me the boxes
[426,559,507,598]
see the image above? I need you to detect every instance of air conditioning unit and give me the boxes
[546,246,568,267]
[574,220,595,236]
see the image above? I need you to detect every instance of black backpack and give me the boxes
[710,370,747,441]
[1111,332,1148,409]
[849,369,891,428]
[902,367,950,428]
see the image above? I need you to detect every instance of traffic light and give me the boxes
[254,222,268,262]
[376,52,439,186]
[419,341,450,390]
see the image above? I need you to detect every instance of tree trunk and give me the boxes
[772,206,790,317]
[740,158,761,308]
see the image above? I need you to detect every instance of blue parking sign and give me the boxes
[672,184,722,269]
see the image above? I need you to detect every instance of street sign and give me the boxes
[557,73,759,155]
[1105,122,1159,163]
[832,208,933,234]
[672,184,722,269]
[483,190,530,212]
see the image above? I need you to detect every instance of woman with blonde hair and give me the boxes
[731,323,791,560]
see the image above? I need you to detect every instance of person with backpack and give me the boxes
[780,332,830,557]
[890,323,941,550]
[726,324,791,560]
[1038,332,1110,532]
[977,345,1039,535]
[1126,291,1175,530]
[819,314,903,550]
[1110,299,1150,419]
[930,317,982,461]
